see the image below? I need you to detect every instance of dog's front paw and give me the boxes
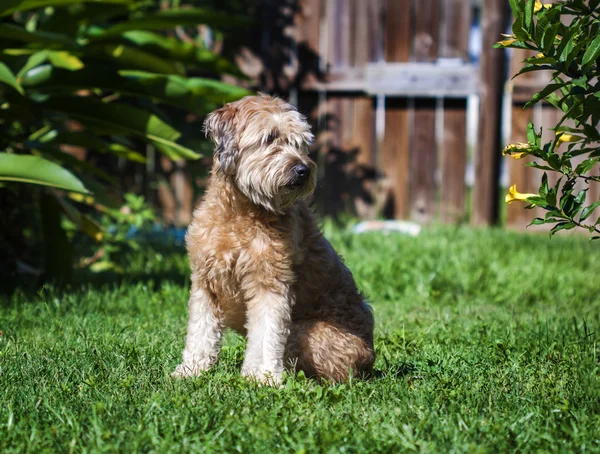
[241,367,282,386]
[171,362,208,378]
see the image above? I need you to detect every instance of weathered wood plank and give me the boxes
[410,0,440,223]
[366,63,478,97]
[411,98,438,222]
[303,63,478,97]
[441,0,472,60]
[441,99,468,222]
[382,98,411,219]
[472,0,509,225]
[440,0,471,223]
[350,0,379,218]
[380,0,411,219]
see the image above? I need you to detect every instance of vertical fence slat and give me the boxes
[381,0,411,219]
[440,0,471,223]
[472,0,509,225]
[410,0,440,223]
[441,99,468,222]
[350,0,378,218]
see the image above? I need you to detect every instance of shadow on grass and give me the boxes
[0,241,190,303]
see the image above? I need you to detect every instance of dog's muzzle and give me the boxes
[288,163,311,188]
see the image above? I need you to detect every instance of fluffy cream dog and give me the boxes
[172,94,375,384]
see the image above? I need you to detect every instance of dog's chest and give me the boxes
[195,218,305,301]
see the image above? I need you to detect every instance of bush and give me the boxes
[499,0,600,239]
[0,0,252,286]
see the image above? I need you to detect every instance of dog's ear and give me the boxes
[203,104,238,175]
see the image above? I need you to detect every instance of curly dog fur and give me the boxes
[172,94,375,384]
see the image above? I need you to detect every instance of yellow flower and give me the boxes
[535,53,545,59]
[502,142,531,157]
[497,37,516,47]
[556,132,584,144]
[510,152,527,159]
[68,192,94,205]
[534,1,552,13]
[505,185,538,204]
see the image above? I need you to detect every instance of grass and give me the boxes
[1,224,599,453]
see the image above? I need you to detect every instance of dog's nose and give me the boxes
[294,164,310,179]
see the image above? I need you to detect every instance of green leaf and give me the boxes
[47,51,84,71]
[513,14,528,41]
[580,201,600,222]
[0,0,133,17]
[119,70,251,109]
[535,7,559,42]
[0,152,89,193]
[18,64,53,86]
[89,31,247,78]
[508,0,522,18]
[524,83,565,108]
[540,172,549,199]
[0,23,77,47]
[14,50,85,76]
[24,66,250,115]
[557,31,577,63]
[524,0,535,36]
[16,50,50,80]
[92,8,254,39]
[41,96,200,160]
[542,23,560,54]
[92,44,184,75]
[526,122,537,144]
[549,221,577,237]
[528,218,548,226]
[513,64,556,79]
[582,34,600,66]
[574,158,598,175]
[573,189,587,212]
[0,62,24,95]
[526,162,555,171]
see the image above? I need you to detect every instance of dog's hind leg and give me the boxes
[286,317,375,383]
[172,286,223,378]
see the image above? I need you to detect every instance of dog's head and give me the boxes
[204,94,316,213]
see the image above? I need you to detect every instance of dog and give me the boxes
[172,94,375,384]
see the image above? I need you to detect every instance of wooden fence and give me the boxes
[156,0,596,231]
[222,0,511,225]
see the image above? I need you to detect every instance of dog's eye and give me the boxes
[266,131,278,144]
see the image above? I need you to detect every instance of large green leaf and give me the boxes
[88,31,247,78]
[22,65,250,114]
[0,152,89,193]
[0,0,133,17]
[0,62,24,94]
[41,96,200,159]
[0,23,78,47]
[96,44,183,75]
[92,8,254,39]
[120,70,251,107]
[582,35,600,66]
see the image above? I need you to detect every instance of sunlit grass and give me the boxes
[1,225,599,452]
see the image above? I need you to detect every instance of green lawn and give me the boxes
[1,225,599,452]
